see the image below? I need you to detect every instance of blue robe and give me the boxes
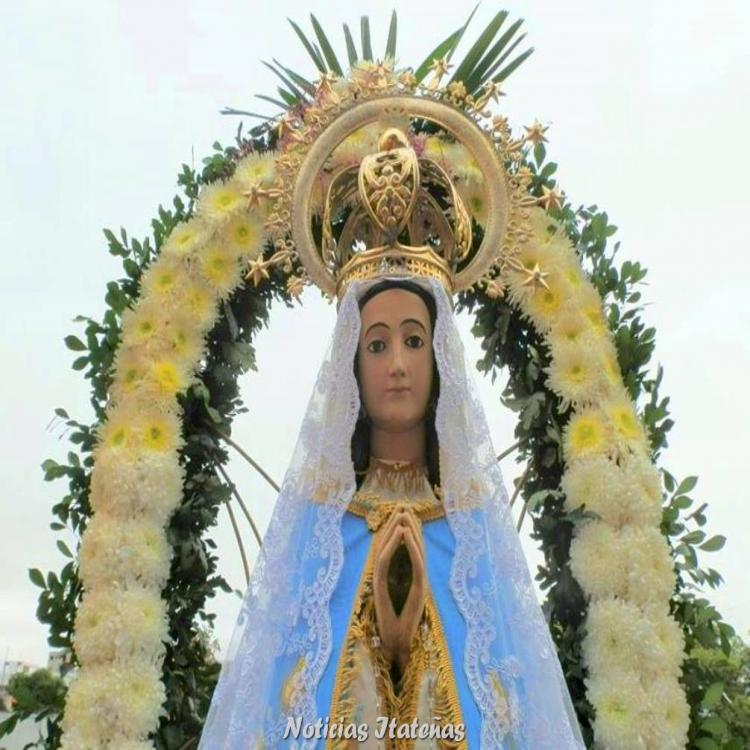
[264,502,523,749]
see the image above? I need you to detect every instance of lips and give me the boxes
[387,387,410,393]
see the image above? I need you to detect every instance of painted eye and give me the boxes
[367,340,386,354]
[406,335,424,349]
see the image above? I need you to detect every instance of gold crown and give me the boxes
[260,64,533,303]
[322,127,472,299]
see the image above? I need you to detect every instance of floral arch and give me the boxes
[13,11,738,750]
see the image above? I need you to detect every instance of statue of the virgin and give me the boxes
[197,90,587,749]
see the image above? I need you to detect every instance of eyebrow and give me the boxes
[364,318,428,337]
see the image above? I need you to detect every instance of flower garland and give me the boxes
[59,152,277,749]
[505,207,690,749]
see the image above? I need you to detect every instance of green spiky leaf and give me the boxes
[288,18,326,72]
[465,19,524,90]
[343,23,358,65]
[361,16,373,60]
[385,10,398,59]
[492,47,534,83]
[310,14,343,75]
[414,5,479,82]
[451,9,509,85]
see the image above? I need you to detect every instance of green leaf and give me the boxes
[694,739,719,750]
[480,32,526,84]
[276,87,297,107]
[700,716,728,737]
[385,10,397,59]
[360,16,373,60]
[469,19,524,87]
[681,530,706,545]
[64,335,86,352]
[310,14,343,75]
[56,540,73,559]
[342,23,358,65]
[262,61,305,102]
[701,681,724,708]
[672,495,692,510]
[288,18,326,72]
[491,47,535,83]
[676,475,698,494]
[700,535,726,552]
[452,9,509,86]
[254,94,288,110]
[29,568,46,588]
[272,58,315,94]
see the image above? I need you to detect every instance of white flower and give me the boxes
[89,451,184,524]
[79,513,172,590]
[562,455,662,529]
[74,586,169,666]
[63,660,165,741]
[586,670,649,750]
[640,674,691,749]
[569,522,628,599]
[622,526,677,607]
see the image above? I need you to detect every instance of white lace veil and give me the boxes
[198,275,585,749]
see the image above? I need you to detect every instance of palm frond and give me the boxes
[272,59,316,94]
[276,87,298,107]
[261,61,307,103]
[310,14,343,75]
[343,23,358,65]
[287,18,326,72]
[451,9,509,85]
[385,10,397,59]
[491,47,534,83]
[243,9,533,127]
[414,4,479,82]
[360,16,373,60]
[220,107,274,121]
[254,94,288,111]
[449,11,533,96]
[464,18,523,91]
[478,32,526,83]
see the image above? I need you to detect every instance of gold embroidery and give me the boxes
[348,498,445,531]
[326,508,467,750]
[281,655,307,713]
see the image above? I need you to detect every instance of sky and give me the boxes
[1,1,749,669]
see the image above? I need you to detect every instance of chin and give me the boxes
[375,411,423,432]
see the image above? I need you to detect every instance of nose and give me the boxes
[388,340,406,377]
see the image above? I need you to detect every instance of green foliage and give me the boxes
[0,669,65,747]
[689,634,750,746]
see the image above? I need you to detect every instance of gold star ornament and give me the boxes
[523,119,549,145]
[538,185,564,212]
[246,258,271,286]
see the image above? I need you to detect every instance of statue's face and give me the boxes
[357,288,433,433]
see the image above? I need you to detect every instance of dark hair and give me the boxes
[351,279,441,490]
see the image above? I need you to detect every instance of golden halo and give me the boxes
[290,95,517,298]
